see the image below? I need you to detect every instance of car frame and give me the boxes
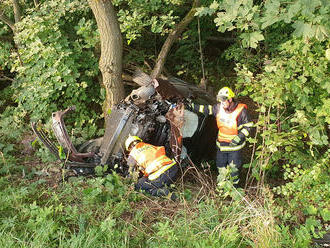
[32,75,217,176]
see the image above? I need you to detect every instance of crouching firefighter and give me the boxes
[188,87,253,185]
[125,136,178,199]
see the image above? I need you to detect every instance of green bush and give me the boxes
[10,0,102,129]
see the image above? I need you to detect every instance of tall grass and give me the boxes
[0,156,315,247]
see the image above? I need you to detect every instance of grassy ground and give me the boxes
[0,154,323,248]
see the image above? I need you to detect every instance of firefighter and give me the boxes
[125,136,178,199]
[188,87,253,185]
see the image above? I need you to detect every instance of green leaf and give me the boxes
[320,208,330,221]
[195,6,217,17]
[292,21,315,38]
[315,25,329,41]
[261,0,280,29]
[95,165,103,176]
[326,49,330,60]
[240,32,264,48]
[283,1,301,23]
[58,146,66,160]
[305,205,318,215]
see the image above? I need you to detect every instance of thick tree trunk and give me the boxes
[151,0,200,78]
[88,0,125,114]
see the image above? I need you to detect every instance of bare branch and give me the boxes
[151,0,200,78]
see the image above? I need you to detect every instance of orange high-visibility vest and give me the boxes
[216,104,247,143]
[129,142,174,177]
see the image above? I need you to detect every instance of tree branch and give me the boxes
[151,0,200,78]
[0,75,14,82]
[206,36,236,43]
[33,0,40,8]
[0,9,15,32]
[0,5,23,66]
[12,0,21,23]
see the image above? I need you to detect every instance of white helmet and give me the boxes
[125,135,142,150]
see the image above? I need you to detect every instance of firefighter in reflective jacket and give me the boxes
[189,87,253,184]
[125,136,178,198]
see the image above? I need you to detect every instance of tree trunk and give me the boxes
[12,0,21,23]
[0,5,23,65]
[151,0,200,78]
[88,0,125,115]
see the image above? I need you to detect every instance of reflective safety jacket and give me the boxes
[128,142,176,180]
[216,103,246,143]
[191,101,253,151]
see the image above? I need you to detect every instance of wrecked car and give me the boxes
[31,72,217,176]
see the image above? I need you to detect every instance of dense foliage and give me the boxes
[197,0,329,236]
[0,0,329,247]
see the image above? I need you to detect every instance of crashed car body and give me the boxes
[32,75,217,176]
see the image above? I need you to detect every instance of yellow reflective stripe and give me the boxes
[245,122,254,127]
[238,122,254,130]
[218,137,236,143]
[218,132,236,142]
[145,155,171,175]
[219,133,235,138]
[208,105,213,115]
[148,161,176,181]
[241,128,249,136]
[199,105,205,113]
[216,141,246,151]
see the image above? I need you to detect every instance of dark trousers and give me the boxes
[135,164,178,197]
[216,148,242,183]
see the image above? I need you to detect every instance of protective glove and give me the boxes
[229,135,241,146]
